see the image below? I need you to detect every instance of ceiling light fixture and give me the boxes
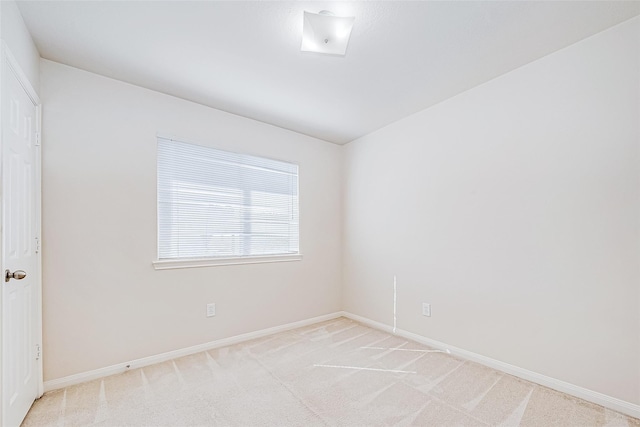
[301,10,355,56]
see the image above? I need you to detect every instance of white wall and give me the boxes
[40,60,342,381]
[36,10,640,408]
[0,0,39,92]
[343,16,640,405]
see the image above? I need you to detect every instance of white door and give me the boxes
[1,54,41,427]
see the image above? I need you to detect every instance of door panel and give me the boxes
[2,61,39,427]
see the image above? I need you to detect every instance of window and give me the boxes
[155,137,300,268]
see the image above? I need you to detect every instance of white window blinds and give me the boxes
[157,137,299,260]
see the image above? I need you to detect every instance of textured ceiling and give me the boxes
[17,1,640,144]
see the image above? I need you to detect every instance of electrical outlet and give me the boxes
[206,303,216,317]
[422,302,431,317]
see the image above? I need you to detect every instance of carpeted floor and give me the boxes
[22,317,640,426]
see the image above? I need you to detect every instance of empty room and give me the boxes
[0,0,639,426]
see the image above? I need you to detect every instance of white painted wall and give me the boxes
[40,60,342,381]
[0,0,39,92]
[343,16,640,405]
[35,9,640,409]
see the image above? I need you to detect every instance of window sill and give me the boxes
[152,254,303,270]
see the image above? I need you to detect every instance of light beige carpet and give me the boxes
[23,317,639,427]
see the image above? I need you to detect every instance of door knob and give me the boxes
[5,269,26,282]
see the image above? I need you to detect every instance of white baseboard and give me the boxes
[43,311,342,392]
[42,310,640,420]
[340,311,640,420]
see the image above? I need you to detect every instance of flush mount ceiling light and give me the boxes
[301,10,355,56]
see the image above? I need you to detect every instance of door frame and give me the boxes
[0,41,43,424]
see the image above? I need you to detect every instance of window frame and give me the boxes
[153,135,302,270]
